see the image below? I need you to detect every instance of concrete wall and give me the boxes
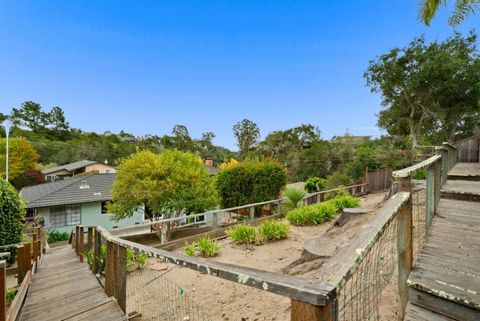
[39,202,144,234]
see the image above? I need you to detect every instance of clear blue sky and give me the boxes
[0,1,477,150]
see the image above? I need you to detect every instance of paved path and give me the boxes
[19,245,127,321]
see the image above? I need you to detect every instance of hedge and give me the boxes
[0,180,25,247]
[216,159,287,208]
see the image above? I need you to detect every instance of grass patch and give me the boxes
[329,195,360,211]
[183,236,221,257]
[258,220,290,242]
[226,224,258,245]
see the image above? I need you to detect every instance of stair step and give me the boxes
[441,180,480,202]
[404,302,455,321]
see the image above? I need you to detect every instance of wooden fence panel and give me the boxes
[367,169,392,193]
[455,134,479,162]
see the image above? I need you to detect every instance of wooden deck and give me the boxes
[448,162,480,181]
[405,162,480,320]
[19,245,127,321]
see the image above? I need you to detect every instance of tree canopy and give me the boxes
[365,32,480,151]
[107,150,218,220]
[233,119,260,157]
[0,137,39,180]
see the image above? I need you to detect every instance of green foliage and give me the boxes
[304,177,327,193]
[136,252,148,267]
[85,249,94,267]
[47,230,70,244]
[226,224,258,245]
[6,287,17,305]
[183,237,221,257]
[329,195,360,211]
[216,159,287,208]
[233,119,260,157]
[324,187,350,201]
[0,137,39,181]
[326,172,353,189]
[419,0,479,26]
[286,202,337,225]
[108,150,218,221]
[412,169,427,180]
[0,180,24,248]
[283,187,306,209]
[258,220,290,242]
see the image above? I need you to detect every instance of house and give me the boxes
[20,173,144,233]
[204,159,219,175]
[41,160,116,182]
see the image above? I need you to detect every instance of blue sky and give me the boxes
[0,1,477,150]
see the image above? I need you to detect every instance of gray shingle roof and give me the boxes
[41,160,98,175]
[20,173,115,209]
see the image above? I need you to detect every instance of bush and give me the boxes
[47,230,70,244]
[286,202,337,225]
[258,220,290,242]
[226,224,258,245]
[0,180,25,251]
[304,177,327,193]
[283,187,306,209]
[324,187,350,201]
[326,171,353,189]
[216,159,287,208]
[329,195,360,211]
[183,237,221,257]
[412,169,427,180]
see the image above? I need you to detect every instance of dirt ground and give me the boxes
[136,192,401,321]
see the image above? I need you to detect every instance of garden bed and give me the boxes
[132,192,397,321]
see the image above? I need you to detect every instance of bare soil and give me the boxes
[136,192,401,321]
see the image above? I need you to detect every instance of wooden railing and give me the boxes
[0,227,44,321]
[68,142,460,320]
[455,132,480,162]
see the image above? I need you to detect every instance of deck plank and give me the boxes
[19,245,126,321]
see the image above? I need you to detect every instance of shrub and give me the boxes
[258,220,290,242]
[326,171,353,189]
[216,159,287,208]
[329,195,360,211]
[47,230,70,244]
[183,237,221,257]
[283,187,306,209]
[0,180,25,257]
[6,288,17,306]
[226,224,258,245]
[412,169,427,180]
[324,187,350,201]
[304,177,327,193]
[286,202,337,225]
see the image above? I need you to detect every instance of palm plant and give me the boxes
[419,0,479,26]
[283,187,306,209]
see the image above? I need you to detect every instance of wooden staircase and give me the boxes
[404,162,480,320]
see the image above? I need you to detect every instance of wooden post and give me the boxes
[75,226,80,255]
[0,260,6,321]
[277,201,282,216]
[79,226,84,262]
[434,159,441,211]
[93,229,102,274]
[32,240,40,268]
[160,223,167,244]
[116,245,127,313]
[249,206,255,221]
[212,212,218,228]
[105,241,115,297]
[16,245,25,285]
[291,299,334,321]
[36,227,42,242]
[87,227,93,252]
[396,185,413,320]
[365,167,369,193]
[425,165,435,234]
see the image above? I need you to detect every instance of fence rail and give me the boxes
[455,133,479,162]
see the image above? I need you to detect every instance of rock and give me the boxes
[149,262,169,271]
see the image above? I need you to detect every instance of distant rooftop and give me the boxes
[20,173,115,209]
[41,160,99,175]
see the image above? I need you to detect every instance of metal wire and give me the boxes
[411,179,426,260]
[336,214,398,321]
[127,268,213,321]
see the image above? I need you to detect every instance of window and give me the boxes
[101,201,109,214]
[50,205,81,228]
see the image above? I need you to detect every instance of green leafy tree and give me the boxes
[0,180,25,248]
[0,137,39,180]
[171,124,194,151]
[10,101,48,132]
[233,119,260,157]
[419,0,479,26]
[365,32,480,154]
[107,150,218,221]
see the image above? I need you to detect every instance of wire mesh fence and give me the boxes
[126,267,213,321]
[336,211,399,321]
[411,180,426,260]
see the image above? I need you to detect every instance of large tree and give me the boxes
[107,150,218,221]
[419,0,479,26]
[365,32,480,153]
[233,119,260,156]
[0,137,39,180]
